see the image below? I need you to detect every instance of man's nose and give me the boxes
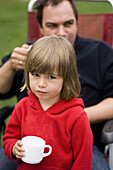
[57,25,66,37]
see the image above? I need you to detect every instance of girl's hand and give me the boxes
[12,140,25,159]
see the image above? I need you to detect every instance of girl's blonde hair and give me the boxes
[24,35,81,101]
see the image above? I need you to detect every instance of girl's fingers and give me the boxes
[16,141,24,152]
[13,140,25,159]
[15,150,25,159]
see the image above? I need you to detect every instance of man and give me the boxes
[0,0,113,169]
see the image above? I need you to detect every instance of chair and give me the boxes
[78,13,113,47]
[27,0,41,43]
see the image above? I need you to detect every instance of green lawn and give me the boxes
[0,0,112,145]
[0,0,29,59]
[0,0,29,108]
[76,1,112,14]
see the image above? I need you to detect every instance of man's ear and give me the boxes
[76,25,78,34]
[40,27,44,37]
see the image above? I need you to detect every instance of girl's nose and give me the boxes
[38,77,46,88]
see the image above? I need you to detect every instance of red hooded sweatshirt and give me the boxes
[3,90,93,170]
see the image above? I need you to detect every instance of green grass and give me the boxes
[0,0,28,59]
[0,0,29,108]
[76,1,112,14]
[0,0,112,145]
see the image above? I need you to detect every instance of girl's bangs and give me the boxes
[27,52,61,76]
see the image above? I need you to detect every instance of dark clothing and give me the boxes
[1,35,113,152]
[74,36,113,152]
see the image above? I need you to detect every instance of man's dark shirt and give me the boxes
[74,36,113,152]
[1,35,113,152]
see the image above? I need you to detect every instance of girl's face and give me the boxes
[29,72,63,109]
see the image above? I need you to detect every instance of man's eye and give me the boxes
[48,76,56,79]
[46,23,57,28]
[64,20,74,27]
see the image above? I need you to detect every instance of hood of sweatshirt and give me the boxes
[27,90,84,115]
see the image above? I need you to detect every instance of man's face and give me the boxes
[41,0,78,45]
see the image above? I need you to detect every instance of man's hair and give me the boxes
[35,0,78,27]
[24,35,81,101]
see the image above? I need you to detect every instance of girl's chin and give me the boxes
[37,95,49,100]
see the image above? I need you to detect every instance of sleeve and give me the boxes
[71,112,93,170]
[0,53,16,99]
[0,53,25,100]
[100,42,113,99]
[3,106,21,161]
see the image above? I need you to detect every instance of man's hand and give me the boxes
[10,44,31,71]
[0,44,32,94]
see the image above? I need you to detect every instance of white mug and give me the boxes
[21,136,52,164]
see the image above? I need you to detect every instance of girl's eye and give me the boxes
[32,73,39,77]
[48,75,56,79]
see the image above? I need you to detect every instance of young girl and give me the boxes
[3,35,93,170]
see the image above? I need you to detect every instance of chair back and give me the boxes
[78,13,113,47]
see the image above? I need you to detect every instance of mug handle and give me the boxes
[43,145,52,157]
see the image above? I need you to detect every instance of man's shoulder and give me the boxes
[75,35,112,48]
[74,35,113,54]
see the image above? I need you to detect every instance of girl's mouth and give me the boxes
[37,90,47,95]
